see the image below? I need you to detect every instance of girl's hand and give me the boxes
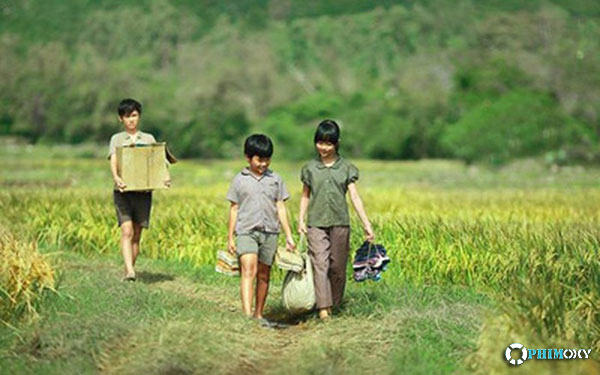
[364,226,375,243]
[164,177,171,188]
[227,237,236,254]
[298,221,308,235]
[286,237,297,252]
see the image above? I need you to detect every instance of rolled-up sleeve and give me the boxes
[107,135,117,159]
[300,164,311,188]
[278,178,290,201]
[347,163,359,185]
[226,178,239,203]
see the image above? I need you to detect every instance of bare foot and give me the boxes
[318,309,330,320]
[122,273,136,282]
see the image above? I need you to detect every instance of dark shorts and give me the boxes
[113,190,152,228]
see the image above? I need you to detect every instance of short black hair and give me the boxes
[314,119,340,146]
[244,134,273,158]
[118,98,142,117]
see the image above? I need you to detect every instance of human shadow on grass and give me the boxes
[261,288,389,327]
[136,271,175,284]
[263,304,315,326]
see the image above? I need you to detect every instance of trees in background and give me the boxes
[0,0,598,162]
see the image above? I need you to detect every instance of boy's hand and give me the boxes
[286,238,296,252]
[164,177,171,188]
[114,176,127,192]
[364,225,375,243]
[227,237,236,255]
[298,221,308,235]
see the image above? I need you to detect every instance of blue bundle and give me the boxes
[352,241,390,282]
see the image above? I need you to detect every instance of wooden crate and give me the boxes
[116,143,168,191]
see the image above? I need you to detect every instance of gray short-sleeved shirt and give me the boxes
[107,131,156,159]
[226,167,290,234]
[300,156,359,227]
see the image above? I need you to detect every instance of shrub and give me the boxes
[441,90,595,164]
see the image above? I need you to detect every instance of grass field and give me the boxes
[1,142,599,374]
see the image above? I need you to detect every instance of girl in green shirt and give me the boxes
[299,119,375,320]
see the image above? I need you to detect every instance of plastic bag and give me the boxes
[281,253,316,313]
[275,247,304,273]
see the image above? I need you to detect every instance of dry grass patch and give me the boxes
[0,230,56,322]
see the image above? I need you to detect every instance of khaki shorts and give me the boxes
[236,231,278,266]
[113,190,152,228]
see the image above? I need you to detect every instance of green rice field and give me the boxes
[1,142,599,374]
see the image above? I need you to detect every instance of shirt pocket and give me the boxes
[264,180,280,201]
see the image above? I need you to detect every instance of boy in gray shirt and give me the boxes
[108,98,171,282]
[227,134,296,325]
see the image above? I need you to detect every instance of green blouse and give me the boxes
[300,156,359,227]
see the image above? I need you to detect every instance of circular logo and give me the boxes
[505,343,528,366]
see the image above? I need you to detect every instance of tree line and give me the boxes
[0,0,599,162]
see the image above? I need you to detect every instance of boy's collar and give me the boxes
[241,167,273,177]
[315,156,342,169]
[125,131,142,140]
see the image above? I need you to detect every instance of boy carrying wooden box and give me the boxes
[107,98,171,281]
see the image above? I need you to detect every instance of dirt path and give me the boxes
[94,260,482,375]
[0,254,483,375]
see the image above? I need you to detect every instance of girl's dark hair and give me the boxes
[314,119,340,149]
[118,98,142,117]
[244,134,273,158]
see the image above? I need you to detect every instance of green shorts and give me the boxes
[236,231,278,266]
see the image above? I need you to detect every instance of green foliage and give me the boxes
[2,152,600,367]
[0,0,599,162]
[261,111,313,160]
[442,91,596,164]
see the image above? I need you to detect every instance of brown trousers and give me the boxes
[306,226,350,309]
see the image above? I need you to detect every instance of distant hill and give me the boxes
[2,0,600,46]
[1,0,599,161]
